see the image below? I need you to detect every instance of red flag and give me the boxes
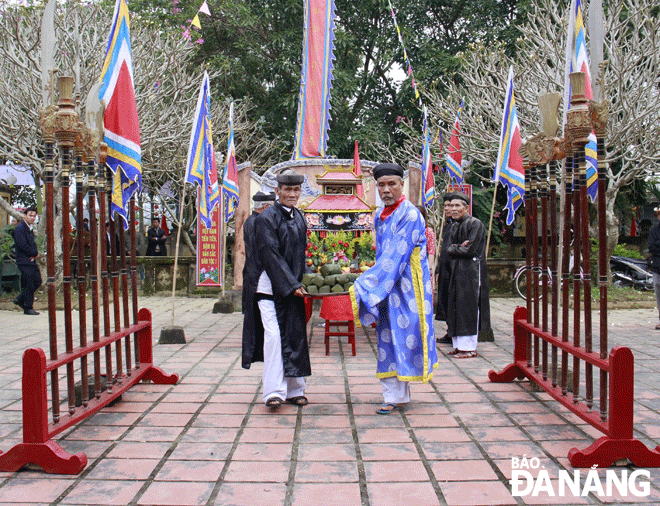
[353,140,364,198]
[161,215,169,236]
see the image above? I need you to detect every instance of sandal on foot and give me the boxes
[455,351,478,359]
[447,348,460,355]
[286,396,308,406]
[376,403,403,415]
[266,397,283,407]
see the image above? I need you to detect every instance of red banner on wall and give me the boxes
[196,189,222,286]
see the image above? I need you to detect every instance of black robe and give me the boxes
[241,212,261,313]
[435,217,454,321]
[241,202,311,377]
[446,214,491,337]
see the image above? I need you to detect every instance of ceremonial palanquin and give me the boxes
[302,167,373,232]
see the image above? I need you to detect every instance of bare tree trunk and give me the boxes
[182,227,196,256]
[0,194,24,221]
[602,188,621,284]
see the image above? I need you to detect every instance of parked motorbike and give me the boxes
[610,256,654,291]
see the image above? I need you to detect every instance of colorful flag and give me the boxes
[199,1,211,16]
[421,107,435,208]
[293,0,336,159]
[446,100,464,184]
[99,0,141,229]
[185,71,220,229]
[353,140,364,198]
[222,102,240,222]
[564,0,598,202]
[493,66,524,226]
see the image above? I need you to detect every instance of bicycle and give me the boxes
[513,256,581,301]
[513,265,553,301]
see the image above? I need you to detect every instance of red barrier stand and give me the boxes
[0,309,178,474]
[489,306,660,468]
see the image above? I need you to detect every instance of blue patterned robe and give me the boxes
[350,199,438,382]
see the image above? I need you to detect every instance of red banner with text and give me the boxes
[196,189,222,286]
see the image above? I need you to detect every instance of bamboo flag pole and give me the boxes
[485,184,499,259]
[170,182,187,327]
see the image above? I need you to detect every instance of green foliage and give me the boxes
[130,0,528,163]
[354,232,376,263]
[469,186,505,249]
[0,225,15,263]
[10,185,37,209]
[612,243,645,260]
[306,231,374,269]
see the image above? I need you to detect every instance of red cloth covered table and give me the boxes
[318,294,356,356]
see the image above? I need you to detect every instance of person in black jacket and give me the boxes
[435,193,457,343]
[241,191,275,314]
[445,193,491,358]
[648,207,660,329]
[12,207,42,315]
[146,218,167,256]
[241,170,310,408]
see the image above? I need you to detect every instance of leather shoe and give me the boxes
[436,334,452,344]
[12,298,24,310]
[24,309,40,315]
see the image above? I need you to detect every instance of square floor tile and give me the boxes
[223,461,290,482]
[60,479,143,505]
[291,483,362,506]
[137,481,215,506]
[368,457,432,482]
[211,482,286,506]
[440,480,517,505]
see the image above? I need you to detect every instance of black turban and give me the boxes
[449,192,470,205]
[253,191,276,202]
[372,163,404,180]
[276,169,304,185]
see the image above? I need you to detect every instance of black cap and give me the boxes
[448,192,470,205]
[372,163,404,180]
[443,192,457,202]
[276,169,304,185]
[253,191,276,202]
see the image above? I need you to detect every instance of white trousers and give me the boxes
[453,334,478,352]
[381,376,411,404]
[258,299,306,403]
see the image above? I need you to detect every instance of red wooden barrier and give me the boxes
[0,308,178,474]
[490,306,660,468]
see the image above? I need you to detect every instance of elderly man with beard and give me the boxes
[445,193,491,359]
[350,163,438,415]
[241,170,310,408]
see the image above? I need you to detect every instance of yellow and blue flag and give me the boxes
[222,102,239,222]
[446,100,464,184]
[99,0,141,229]
[493,66,524,226]
[185,72,220,229]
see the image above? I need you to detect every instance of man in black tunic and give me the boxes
[241,170,310,408]
[445,193,491,358]
[242,191,275,314]
[12,207,42,315]
[435,192,457,344]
